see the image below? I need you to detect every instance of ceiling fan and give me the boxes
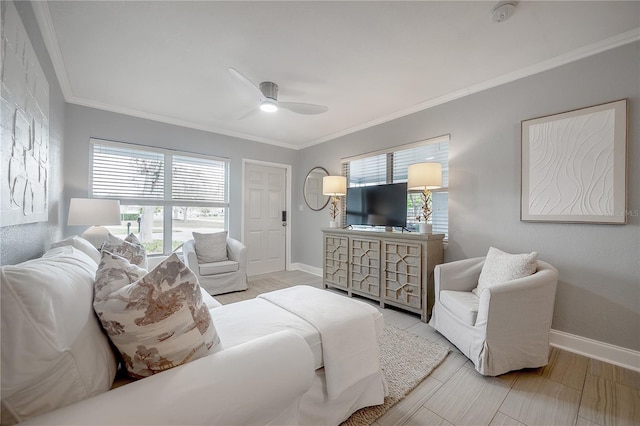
[228,67,328,117]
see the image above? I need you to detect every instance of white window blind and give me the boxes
[91,140,229,207]
[347,153,389,186]
[341,135,449,238]
[92,144,165,200]
[172,155,228,203]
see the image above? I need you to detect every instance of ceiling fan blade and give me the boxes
[278,102,328,115]
[228,67,264,100]
[238,106,259,120]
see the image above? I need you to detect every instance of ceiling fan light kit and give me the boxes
[229,67,328,117]
[260,99,279,112]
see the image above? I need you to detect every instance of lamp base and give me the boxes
[418,223,432,234]
[80,226,110,248]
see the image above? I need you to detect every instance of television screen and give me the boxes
[346,183,407,228]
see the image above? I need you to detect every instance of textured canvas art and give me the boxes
[1,2,50,227]
[521,100,627,224]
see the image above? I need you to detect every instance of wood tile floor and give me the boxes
[262,270,640,426]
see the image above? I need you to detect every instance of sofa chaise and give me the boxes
[1,240,387,425]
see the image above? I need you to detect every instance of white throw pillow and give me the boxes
[1,246,117,424]
[51,235,102,264]
[474,247,538,294]
[93,253,219,378]
[101,232,147,268]
[193,231,228,263]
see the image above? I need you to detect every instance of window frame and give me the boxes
[89,138,230,255]
[341,134,449,238]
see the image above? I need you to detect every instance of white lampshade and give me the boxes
[407,162,442,190]
[322,176,347,196]
[68,198,121,226]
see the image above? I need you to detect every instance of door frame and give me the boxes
[241,159,292,272]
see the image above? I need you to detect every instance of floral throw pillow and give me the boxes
[474,247,538,295]
[101,233,147,268]
[94,251,147,303]
[93,253,219,378]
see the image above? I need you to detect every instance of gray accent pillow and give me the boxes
[193,231,228,263]
[474,247,538,294]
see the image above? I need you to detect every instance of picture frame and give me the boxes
[521,99,627,224]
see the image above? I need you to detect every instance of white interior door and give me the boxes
[243,162,287,275]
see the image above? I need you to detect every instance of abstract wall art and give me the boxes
[521,99,627,224]
[1,2,50,227]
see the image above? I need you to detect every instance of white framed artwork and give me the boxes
[521,99,627,224]
[1,2,50,227]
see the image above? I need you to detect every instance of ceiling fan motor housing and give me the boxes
[260,81,279,100]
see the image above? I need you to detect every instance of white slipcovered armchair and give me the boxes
[183,237,248,295]
[429,256,558,376]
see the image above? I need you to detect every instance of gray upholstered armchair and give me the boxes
[429,256,558,376]
[183,237,248,295]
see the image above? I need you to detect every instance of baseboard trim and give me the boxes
[550,329,640,372]
[290,264,640,372]
[289,263,322,277]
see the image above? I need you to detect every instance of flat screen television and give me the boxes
[345,183,407,228]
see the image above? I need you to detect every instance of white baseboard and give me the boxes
[289,264,640,372]
[550,329,640,372]
[289,263,322,277]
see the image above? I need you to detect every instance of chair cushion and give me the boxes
[199,260,239,275]
[193,231,228,263]
[440,290,480,326]
[93,253,220,378]
[475,246,537,294]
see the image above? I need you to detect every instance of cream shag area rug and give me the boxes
[342,325,449,425]
[215,276,449,425]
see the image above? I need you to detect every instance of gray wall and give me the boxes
[63,105,298,241]
[0,1,65,265]
[294,42,640,352]
[4,0,638,352]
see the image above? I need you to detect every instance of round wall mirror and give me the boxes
[303,167,330,211]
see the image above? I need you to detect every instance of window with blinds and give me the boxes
[90,139,229,254]
[341,135,449,238]
[92,144,165,200]
[172,155,228,203]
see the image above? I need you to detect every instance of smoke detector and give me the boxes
[491,2,517,23]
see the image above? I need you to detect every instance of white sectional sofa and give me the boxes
[1,240,386,425]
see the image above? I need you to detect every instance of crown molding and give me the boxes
[33,3,638,151]
[299,27,640,149]
[68,95,299,150]
[31,1,74,100]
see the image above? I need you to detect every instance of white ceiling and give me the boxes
[34,1,639,149]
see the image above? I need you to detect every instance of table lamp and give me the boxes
[68,198,121,247]
[322,176,346,228]
[407,162,442,233]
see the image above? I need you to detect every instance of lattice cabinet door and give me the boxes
[382,241,422,309]
[349,237,381,298]
[324,235,349,289]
